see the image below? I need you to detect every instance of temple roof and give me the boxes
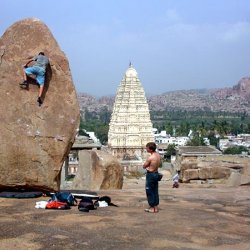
[108,64,154,152]
[125,64,138,78]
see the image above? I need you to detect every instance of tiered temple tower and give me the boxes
[108,64,154,162]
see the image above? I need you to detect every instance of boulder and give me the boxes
[177,154,250,185]
[182,166,232,182]
[71,150,123,190]
[0,18,80,191]
[233,77,250,98]
[199,166,231,180]
[182,169,199,182]
[241,163,250,176]
[227,172,250,186]
[159,169,172,181]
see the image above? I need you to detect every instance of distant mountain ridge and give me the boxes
[78,77,250,115]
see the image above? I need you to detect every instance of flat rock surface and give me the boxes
[0,179,250,250]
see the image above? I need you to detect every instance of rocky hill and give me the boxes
[78,77,250,115]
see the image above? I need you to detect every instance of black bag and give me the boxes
[158,173,163,181]
[94,196,118,207]
[78,197,95,212]
[99,196,111,205]
[0,191,43,199]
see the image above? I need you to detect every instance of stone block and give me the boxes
[71,150,123,190]
[182,169,199,182]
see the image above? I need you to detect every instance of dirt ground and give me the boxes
[0,179,250,250]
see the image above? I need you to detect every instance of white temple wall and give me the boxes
[108,64,154,163]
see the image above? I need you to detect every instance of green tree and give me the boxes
[187,135,206,146]
[99,107,111,124]
[207,132,219,147]
[177,121,190,136]
[95,125,109,144]
[224,146,249,155]
[164,144,176,159]
[79,112,110,145]
[164,122,173,135]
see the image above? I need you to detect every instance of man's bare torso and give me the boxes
[144,152,161,172]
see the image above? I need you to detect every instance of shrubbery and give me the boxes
[223,146,249,155]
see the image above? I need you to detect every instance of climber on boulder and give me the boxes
[20,52,49,106]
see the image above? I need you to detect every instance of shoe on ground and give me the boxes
[37,97,43,106]
[20,81,28,88]
[144,207,158,213]
[20,80,27,86]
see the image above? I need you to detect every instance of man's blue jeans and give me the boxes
[145,172,159,207]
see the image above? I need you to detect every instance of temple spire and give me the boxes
[108,64,154,161]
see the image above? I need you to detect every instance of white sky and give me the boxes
[1,0,250,96]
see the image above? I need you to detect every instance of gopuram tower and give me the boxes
[108,64,154,169]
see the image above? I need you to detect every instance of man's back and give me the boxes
[33,55,49,70]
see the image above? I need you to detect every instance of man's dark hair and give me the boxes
[146,142,156,152]
[39,52,45,55]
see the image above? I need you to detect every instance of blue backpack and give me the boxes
[51,192,77,206]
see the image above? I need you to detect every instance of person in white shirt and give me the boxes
[172,170,180,188]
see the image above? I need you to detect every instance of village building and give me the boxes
[219,134,250,151]
[108,64,154,170]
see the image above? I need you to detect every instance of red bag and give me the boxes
[46,201,70,209]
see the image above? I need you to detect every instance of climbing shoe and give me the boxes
[20,80,28,88]
[20,80,27,86]
[37,97,43,106]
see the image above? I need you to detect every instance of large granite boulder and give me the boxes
[227,172,250,186]
[179,155,250,184]
[71,150,123,190]
[182,167,232,182]
[182,169,199,182]
[0,18,80,191]
[199,166,231,179]
[233,77,250,98]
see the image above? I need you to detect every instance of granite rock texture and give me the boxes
[0,18,80,191]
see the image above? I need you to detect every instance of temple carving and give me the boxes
[108,64,154,161]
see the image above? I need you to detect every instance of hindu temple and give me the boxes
[108,64,154,169]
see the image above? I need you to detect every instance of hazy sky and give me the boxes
[1,0,250,96]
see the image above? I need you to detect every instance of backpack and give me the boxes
[78,197,95,212]
[51,192,77,206]
[158,173,163,181]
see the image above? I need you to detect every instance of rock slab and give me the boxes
[71,150,123,190]
[0,18,80,191]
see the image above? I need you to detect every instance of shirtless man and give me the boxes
[143,142,161,213]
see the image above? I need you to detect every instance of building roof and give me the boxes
[178,146,222,156]
[72,136,102,150]
[71,143,102,150]
[157,143,169,149]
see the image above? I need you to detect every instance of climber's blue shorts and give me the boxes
[25,66,45,85]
